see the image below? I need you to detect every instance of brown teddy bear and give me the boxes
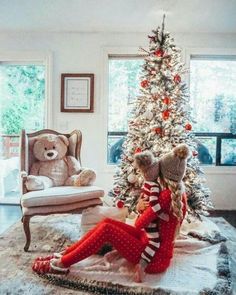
[25,134,96,191]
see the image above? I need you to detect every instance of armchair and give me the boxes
[20,129,104,251]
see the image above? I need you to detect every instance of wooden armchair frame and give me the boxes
[20,129,101,251]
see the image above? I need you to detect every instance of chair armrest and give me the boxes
[20,171,28,194]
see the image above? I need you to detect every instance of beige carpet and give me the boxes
[0,214,235,295]
[0,214,90,295]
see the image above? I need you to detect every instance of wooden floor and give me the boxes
[0,205,235,235]
[209,210,236,228]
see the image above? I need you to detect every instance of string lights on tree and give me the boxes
[110,16,211,218]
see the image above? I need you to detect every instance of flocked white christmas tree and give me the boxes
[110,17,211,218]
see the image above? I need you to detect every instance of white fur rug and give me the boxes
[0,212,234,295]
[40,216,233,295]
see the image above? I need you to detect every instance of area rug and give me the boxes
[0,214,235,295]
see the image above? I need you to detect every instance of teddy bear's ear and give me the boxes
[58,135,69,146]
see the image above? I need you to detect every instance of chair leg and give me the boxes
[22,215,31,252]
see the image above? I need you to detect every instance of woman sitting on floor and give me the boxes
[32,144,189,283]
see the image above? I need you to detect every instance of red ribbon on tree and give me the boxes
[174,74,181,83]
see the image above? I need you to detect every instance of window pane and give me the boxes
[108,58,144,164]
[108,135,125,164]
[190,58,236,133]
[108,58,144,132]
[0,64,45,134]
[0,64,46,201]
[221,138,236,165]
[195,137,216,165]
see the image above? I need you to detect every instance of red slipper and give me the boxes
[32,259,69,275]
[35,253,62,262]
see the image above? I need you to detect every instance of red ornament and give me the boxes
[162,110,170,120]
[185,123,192,131]
[163,97,171,105]
[174,74,181,83]
[154,127,162,134]
[116,200,124,209]
[140,80,149,88]
[135,147,142,154]
[192,150,198,157]
[154,49,164,57]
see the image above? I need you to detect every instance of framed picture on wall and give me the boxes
[61,73,94,112]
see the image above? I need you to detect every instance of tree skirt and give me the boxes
[0,214,235,295]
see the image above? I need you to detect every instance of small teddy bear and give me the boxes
[25,134,96,191]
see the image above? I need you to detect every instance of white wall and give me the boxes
[0,31,236,209]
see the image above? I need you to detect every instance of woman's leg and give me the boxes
[63,218,142,256]
[102,218,142,238]
[61,219,146,268]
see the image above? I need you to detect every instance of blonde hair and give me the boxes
[160,177,184,220]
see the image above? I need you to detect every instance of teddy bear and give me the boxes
[25,133,96,191]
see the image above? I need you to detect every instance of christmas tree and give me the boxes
[110,17,211,218]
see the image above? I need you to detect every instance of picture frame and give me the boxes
[61,73,94,112]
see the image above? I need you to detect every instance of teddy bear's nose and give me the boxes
[47,152,54,157]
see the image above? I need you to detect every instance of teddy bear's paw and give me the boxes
[26,175,44,191]
[74,169,96,186]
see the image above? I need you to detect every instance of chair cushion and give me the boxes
[21,186,104,208]
[22,198,102,216]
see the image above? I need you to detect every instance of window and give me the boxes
[107,56,144,164]
[190,55,236,165]
[0,62,47,202]
[107,54,236,166]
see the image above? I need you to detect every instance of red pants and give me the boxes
[61,218,147,268]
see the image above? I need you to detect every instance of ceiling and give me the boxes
[0,0,236,33]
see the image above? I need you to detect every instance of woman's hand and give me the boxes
[133,263,145,283]
[136,196,149,213]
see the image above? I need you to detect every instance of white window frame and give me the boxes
[185,47,236,174]
[101,47,144,173]
[0,50,53,129]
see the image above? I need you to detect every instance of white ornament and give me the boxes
[144,126,150,133]
[143,110,153,120]
[151,87,159,94]
[174,125,183,133]
[153,145,160,152]
[128,156,133,161]
[127,173,137,184]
